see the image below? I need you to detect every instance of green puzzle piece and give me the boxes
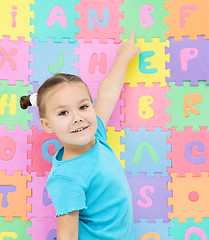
[120,0,168,42]
[0,81,33,130]
[166,82,209,131]
[0,217,31,239]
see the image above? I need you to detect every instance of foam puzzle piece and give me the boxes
[75,0,123,43]
[0,126,31,175]
[75,39,120,87]
[121,127,171,177]
[120,0,168,42]
[27,126,62,176]
[27,173,56,219]
[168,172,209,222]
[166,36,209,85]
[27,217,57,240]
[0,80,33,130]
[134,219,173,240]
[0,36,33,85]
[87,81,100,101]
[29,38,78,86]
[167,126,209,177]
[169,218,209,239]
[164,0,209,40]
[126,173,172,223]
[31,0,79,42]
[87,83,124,131]
[0,171,31,222]
[107,96,124,131]
[124,38,169,87]
[166,81,209,131]
[0,217,31,239]
[28,82,43,130]
[0,0,34,41]
[107,127,125,168]
[121,83,170,131]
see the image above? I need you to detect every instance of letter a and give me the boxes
[46,5,67,28]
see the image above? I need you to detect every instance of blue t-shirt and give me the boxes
[46,116,134,240]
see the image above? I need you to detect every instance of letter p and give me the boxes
[180,47,198,71]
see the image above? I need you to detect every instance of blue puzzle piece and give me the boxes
[134,219,173,240]
[29,38,79,86]
[121,127,171,177]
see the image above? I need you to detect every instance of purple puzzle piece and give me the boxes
[27,173,56,219]
[126,173,172,223]
[166,36,209,85]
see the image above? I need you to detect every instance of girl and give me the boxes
[20,31,140,240]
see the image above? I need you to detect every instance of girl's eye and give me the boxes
[80,105,88,110]
[58,111,68,116]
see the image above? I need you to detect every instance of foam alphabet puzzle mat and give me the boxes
[1,0,209,239]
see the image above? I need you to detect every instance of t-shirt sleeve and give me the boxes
[95,116,107,142]
[46,175,87,217]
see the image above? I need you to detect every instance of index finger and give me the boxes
[129,30,135,42]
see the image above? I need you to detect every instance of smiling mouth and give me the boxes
[71,126,89,133]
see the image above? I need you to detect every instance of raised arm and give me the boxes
[94,31,141,127]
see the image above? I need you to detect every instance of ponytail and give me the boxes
[20,93,37,109]
[20,95,32,109]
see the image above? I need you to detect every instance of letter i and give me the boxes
[11,6,17,28]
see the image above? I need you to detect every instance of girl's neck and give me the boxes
[62,138,96,161]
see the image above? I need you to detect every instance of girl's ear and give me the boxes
[40,118,54,133]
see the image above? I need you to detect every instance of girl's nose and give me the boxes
[73,113,83,124]
[73,118,83,124]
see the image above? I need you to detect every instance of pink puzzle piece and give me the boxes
[107,95,124,131]
[27,172,56,219]
[121,83,171,131]
[0,36,33,85]
[168,127,209,177]
[87,81,124,131]
[27,217,57,240]
[27,127,62,177]
[75,39,120,87]
[0,126,31,175]
[75,0,123,43]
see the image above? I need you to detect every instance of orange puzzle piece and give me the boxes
[168,172,209,222]
[164,0,209,40]
[0,171,31,222]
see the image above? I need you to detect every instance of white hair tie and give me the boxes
[30,93,37,107]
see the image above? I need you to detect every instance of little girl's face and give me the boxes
[40,82,97,149]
